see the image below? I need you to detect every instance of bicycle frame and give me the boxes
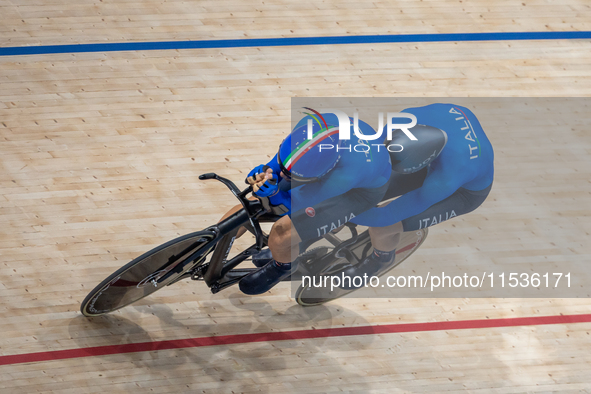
[184,173,282,294]
[177,173,367,295]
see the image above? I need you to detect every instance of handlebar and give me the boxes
[199,172,266,250]
[199,173,248,197]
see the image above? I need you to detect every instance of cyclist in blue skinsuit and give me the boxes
[236,103,494,295]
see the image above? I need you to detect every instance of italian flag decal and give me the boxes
[282,127,339,172]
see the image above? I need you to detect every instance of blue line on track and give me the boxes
[1,31,590,57]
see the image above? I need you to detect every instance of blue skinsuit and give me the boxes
[262,103,494,235]
[351,103,494,228]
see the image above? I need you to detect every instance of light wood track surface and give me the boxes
[1,0,590,46]
[1,0,591,393]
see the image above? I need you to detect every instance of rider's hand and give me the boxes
[246,164,271,185]
[251,168,290,215]
[252,168,279,198]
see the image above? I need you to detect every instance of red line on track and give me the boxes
[2,313,590,366]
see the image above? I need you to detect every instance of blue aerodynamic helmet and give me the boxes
[278,112,342,183]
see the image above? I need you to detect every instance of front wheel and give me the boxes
[295,229,428,306]
[81,230,216,317]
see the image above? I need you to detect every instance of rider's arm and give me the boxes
[264,153,282,175]
[290,168,354,211]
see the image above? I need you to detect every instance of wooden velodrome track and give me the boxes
[1,1,591,392]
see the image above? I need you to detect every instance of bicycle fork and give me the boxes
[201,208,266,293]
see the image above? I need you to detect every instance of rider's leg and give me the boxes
[239,216,300,295]
[368,221,403,252]
[267,216,301,263]
[339,222,403,290]
[218,200,256,238]
[220,201,277,268]
[240,181,392,295]
[356,183,494,272]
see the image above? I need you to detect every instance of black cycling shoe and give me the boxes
[252,248,273,268]
[239,260,292,295]
[339,250,397,290]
